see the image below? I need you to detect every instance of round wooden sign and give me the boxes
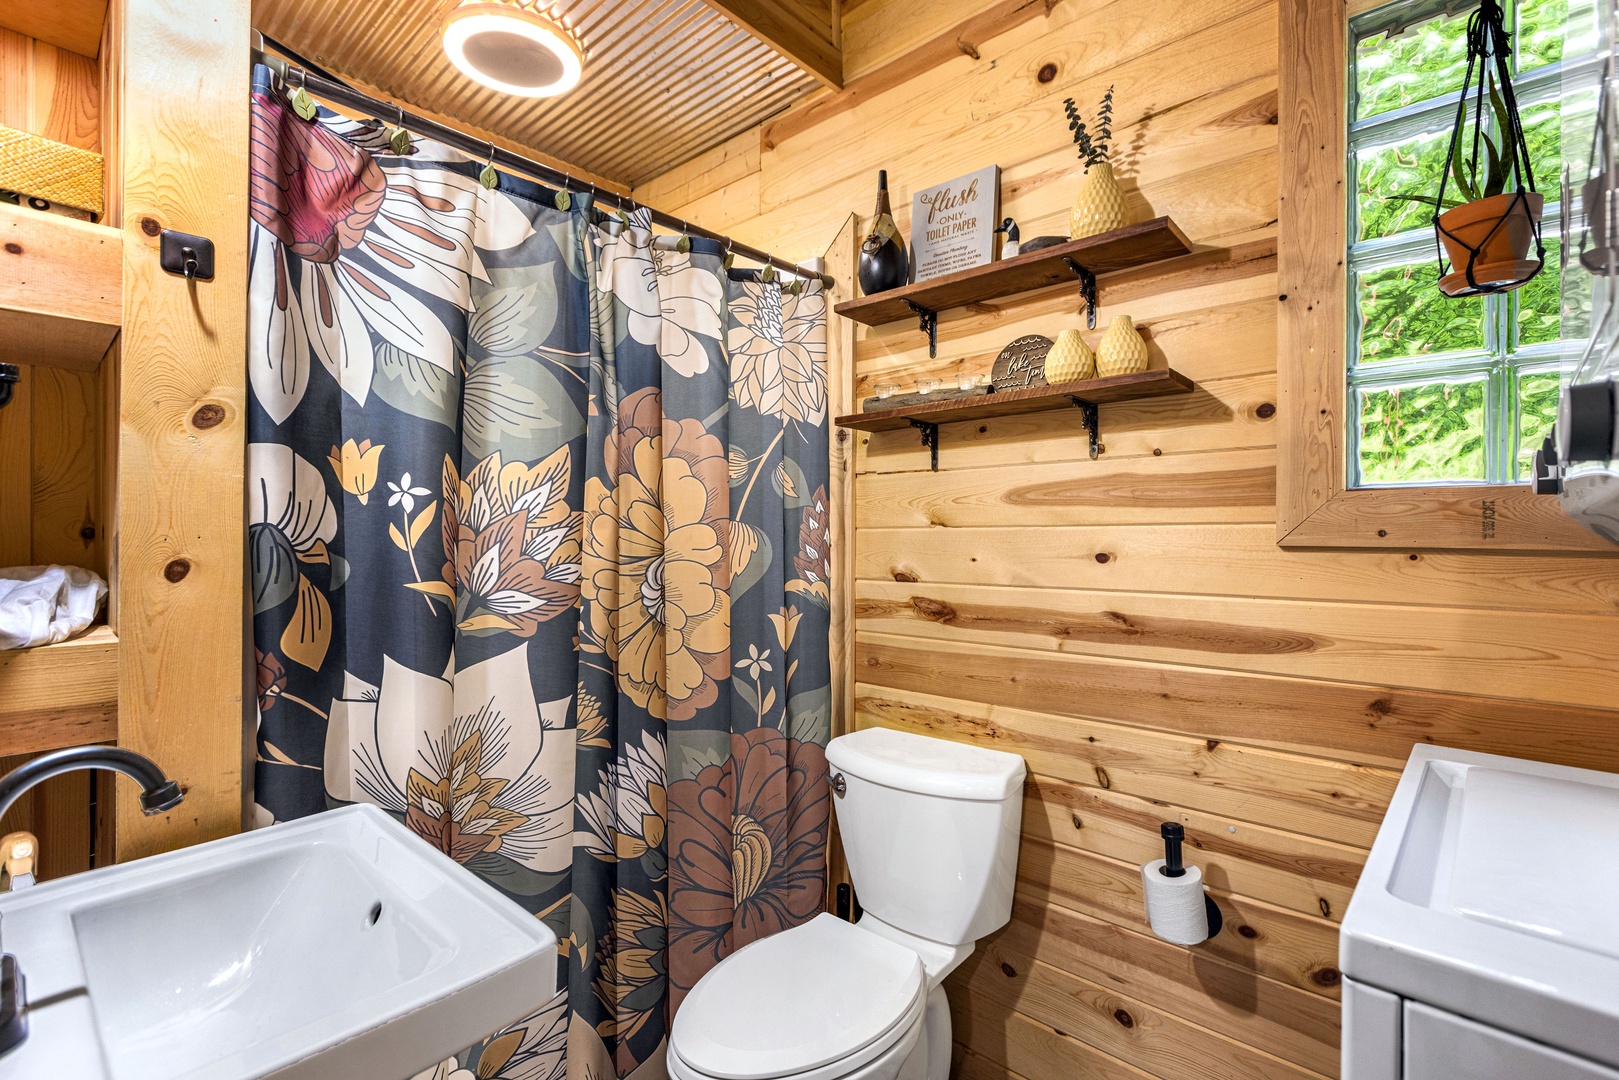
[992,335,1053,390]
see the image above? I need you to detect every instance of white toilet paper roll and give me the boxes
[1141,859,1209,945]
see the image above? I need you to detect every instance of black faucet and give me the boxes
[0,746,184,825]
[0,746,184,1059]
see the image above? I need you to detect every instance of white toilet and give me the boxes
[668,727,1026,1080]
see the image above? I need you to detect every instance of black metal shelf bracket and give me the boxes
[909,418,940,471]
[1068,396,1101,459]
[905,300,939,358]
[1064,258,1099,329]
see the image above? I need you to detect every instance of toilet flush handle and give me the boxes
[829,772,846,797]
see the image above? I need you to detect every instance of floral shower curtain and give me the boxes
[246,66,832,1080]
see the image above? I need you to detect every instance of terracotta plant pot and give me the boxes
[1436,191,1544,295]
[1069,161,1128,240]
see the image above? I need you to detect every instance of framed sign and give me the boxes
[992,335,1052,390]
[910,165,1000,282]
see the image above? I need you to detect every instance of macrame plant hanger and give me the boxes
[1433,0,1546,296]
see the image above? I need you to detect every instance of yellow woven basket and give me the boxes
[0,126,104,219]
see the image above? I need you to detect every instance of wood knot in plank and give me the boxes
[164,558,192,582]
[910,596,957,622]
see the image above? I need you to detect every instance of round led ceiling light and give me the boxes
[442,1,587,98]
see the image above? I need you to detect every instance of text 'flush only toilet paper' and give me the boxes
[1141,858,1210,945]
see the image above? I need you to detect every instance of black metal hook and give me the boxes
[160,230,215,281]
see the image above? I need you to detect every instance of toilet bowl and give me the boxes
[667,914,929,1080]
[668,729,1025,1080]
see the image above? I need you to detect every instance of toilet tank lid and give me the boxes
[826,728,1026,801]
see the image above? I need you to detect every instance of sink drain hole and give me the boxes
[367,901,383,927]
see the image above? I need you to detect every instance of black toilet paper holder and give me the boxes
[1159,822,1224,941]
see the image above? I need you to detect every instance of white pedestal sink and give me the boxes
[0,803,559,1080]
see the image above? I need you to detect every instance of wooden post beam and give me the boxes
[695,0,843,88]
[113,0,249,859]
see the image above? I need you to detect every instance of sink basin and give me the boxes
[0,803,558,1080]
[1342,745,1619,1069]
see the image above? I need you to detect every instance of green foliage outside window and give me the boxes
[1348,0,1584,487]
[1358,379,1488,483]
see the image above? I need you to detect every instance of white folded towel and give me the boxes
[0,565,108,650]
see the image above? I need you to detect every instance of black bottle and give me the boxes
[858,170,907,295]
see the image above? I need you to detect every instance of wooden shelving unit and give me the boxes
[0,203,122,370]
[832,217,1193,353]
[836,369,1195,468]
[0,626,119,756]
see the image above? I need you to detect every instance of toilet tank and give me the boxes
[826,728,1025,946]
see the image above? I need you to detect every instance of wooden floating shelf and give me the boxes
[0,203,121,371]
[0,625,118,757]
[833,217,1194,336]
[836,369,1195,468]
[0,0,112,58]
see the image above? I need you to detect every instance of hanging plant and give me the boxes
[1395,0,1544,297]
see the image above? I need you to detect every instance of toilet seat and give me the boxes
[669,914,927,1080]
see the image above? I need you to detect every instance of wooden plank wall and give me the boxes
[0,26,107,877]
[636,1,1619,1077]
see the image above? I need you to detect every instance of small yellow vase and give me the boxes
[1096,316,1148,376]
[1069,161,1128,240]
[1044,329,1095,383]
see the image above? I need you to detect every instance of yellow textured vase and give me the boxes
[1044,329,1096,383]
[1096,316,1148,376]
[1069,161,1128,240]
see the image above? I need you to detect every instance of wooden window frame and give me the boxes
[1277,0,1613,551]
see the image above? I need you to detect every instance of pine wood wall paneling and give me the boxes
[0,366,30,566]
[1021,774,1364,922]
[0,29,110,577]
[0,27,109,872]
[855,685,1395,847]
[638,0,1619,1075]
[114,0,249,859]
[30,365,105,573]
[854,582,1619,708]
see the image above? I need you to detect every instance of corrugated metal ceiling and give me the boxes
[253,0,818,186]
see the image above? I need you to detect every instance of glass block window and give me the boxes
[1347,0,1597,486]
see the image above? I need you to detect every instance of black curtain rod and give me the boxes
[250,45,834,288]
